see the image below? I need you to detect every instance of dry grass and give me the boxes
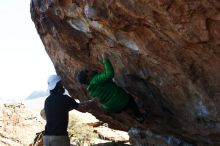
[68,114,98,146]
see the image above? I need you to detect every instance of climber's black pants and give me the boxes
[123,95,143,118]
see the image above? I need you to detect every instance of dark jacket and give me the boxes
[44,92,79,135]
[87,59,130,112]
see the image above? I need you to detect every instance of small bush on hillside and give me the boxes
[68,114,98,146]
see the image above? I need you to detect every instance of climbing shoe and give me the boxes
[136,116,145,123]
[136,113,148,123]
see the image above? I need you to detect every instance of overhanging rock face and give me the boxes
[30,0,220,145]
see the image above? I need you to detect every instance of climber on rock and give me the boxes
[76,53,145,123]
[42,74,87,146]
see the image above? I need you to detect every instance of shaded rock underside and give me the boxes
[30,0,220,145]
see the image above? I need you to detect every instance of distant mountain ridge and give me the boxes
[26,90,49,100]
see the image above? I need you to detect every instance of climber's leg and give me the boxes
[48,135,70,146]
[126,95,145,123]
[43,136,50,146]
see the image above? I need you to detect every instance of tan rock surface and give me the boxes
[0,103,44,146]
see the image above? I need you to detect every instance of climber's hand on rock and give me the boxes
[77,104,87,113]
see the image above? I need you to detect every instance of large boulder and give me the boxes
[30,0,220,145]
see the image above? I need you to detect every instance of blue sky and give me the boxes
[0,0,55,100]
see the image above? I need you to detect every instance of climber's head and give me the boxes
[47,75,64,94]
[76,68,97,85]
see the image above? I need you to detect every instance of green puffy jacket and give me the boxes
[87,59,130,112]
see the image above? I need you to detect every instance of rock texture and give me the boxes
[30,0,220,145]
[0,103,44,146]
[129,128,194,146]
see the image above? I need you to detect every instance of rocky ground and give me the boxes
[0,102,44,146]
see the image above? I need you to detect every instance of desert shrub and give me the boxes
[68,114,98,146]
